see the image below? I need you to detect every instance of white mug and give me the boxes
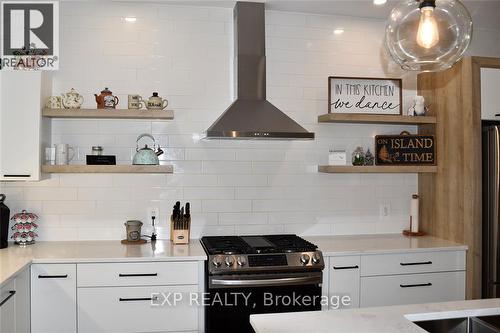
[54,144,75,165]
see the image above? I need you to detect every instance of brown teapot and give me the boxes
[95,87,119,109]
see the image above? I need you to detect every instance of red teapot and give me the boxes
[95,87,119,109]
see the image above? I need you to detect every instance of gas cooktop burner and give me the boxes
[200,234,317,255]
[200,234,324,275]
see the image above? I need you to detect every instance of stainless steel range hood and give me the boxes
[205,2,314,140]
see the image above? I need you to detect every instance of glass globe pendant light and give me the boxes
[385,0,473,72]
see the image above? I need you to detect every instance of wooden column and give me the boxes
[417,57,500,299]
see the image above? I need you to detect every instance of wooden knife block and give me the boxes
[170,216,190,245]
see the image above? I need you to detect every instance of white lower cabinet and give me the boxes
[0,267,31,333]
[29,261,203,333]
[360,271,466,307]
[324,250,466,310]
[0,279,16,333]
[328,256,360,309]
[15,268,30,333]
[78,285,199,333]
[31,264,77,333]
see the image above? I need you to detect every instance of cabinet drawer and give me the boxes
[361,251,465,276]
[360,271,465,307]
[31,264,77,333]
[78,285,199,333]
[77,262,198,287]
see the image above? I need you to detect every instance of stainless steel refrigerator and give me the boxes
[483,124,500,298]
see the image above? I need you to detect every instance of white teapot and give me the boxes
[61,88,84,109]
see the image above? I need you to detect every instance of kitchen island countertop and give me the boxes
[0,240,206,286]
[251,299,500,333]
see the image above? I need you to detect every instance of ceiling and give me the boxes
[139,0,500,31]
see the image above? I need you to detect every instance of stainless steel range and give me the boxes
[200,234,325,333]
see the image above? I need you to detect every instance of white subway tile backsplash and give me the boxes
[24,188,78,201]
[235,224,284,235]
[1,3,433,240]
[186,148,236,161]
[218,175,268,187]
[166,174,218,187]
[184,187,234,200]
[43,201,96,215]
[202,200,252,213]
[219,212,268,225]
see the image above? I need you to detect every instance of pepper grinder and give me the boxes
[0,194,11,249]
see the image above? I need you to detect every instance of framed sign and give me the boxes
[328,76,402,115]
[375,133,436,166]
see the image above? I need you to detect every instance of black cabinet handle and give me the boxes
[119,297,156,302]
[0,291,16,307]
[118,273,158,277]
[495,114,500,117]
[3,175,31,178]
[400,261,432,266]
[400,283,432,288]
[38,274,68,279]
[333,265,359,270]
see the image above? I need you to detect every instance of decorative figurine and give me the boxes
[364,149,374,166]
[352,147,365,166]
[408,95,428,116]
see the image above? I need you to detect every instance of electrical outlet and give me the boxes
[147,207,160,220]
[379,202,391,218]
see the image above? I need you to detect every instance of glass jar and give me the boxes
[352,147,365,166]
[91,146,103,156]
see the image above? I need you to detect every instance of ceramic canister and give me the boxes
[46,96,62,109]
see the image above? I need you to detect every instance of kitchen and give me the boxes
[0,0,499,332]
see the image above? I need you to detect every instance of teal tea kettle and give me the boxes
[132,133,164,165]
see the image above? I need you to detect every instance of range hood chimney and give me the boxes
[205,2,314,140]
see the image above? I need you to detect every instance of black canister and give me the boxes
[0,194,10,249]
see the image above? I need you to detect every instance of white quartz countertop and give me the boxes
[0,234,467,288]
[0,240,206,286]
[250,299,500,333]
[307,234,467,256]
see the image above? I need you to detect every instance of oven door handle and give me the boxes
[211,276,321,287]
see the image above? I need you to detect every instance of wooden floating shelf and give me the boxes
[317,113,437,125]
[42,165,173,174]
[318,165,438,173]
[42,108,174,120]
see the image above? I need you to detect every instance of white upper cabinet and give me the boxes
[0,70,50,181]
[481,68,500,120]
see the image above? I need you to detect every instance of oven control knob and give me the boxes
[225,256,234,267]
[237,256,246,267]
[300,253,310,265]
[212,257,222,267]
[312,253,321,264]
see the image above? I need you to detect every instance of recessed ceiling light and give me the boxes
[333,29,345,35]
[124,17,137,23]
[374,0,387,5]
